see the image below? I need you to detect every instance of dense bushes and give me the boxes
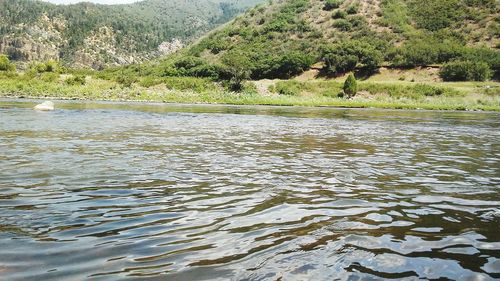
[321,41,382,75]
[391,39,500,77]
[333,19,352,31]
[440,60,492,81]
[260,52,314,79]
[407,0,465,31]
[172,56,229,80]
[30,60,61,73]
[264,0,309,32]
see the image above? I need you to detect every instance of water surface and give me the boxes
[1,99,499,280]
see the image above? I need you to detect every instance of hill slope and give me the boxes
[0,0,264,68]
[180,0,499,80]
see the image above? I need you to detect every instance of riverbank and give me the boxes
[0,72,498,111]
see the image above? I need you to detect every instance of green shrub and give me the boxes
[139,77,163,88]
[413,84,444,96]
[333,19,352,31]
[221,50,252,91]
[116,76,137,87]
[332,10,347,19]
[461,48,500,77]
[30,60,61,73]
[170,56,228,80]
[40,72,59,83]
[241,81,258,94]
[407,0,465,31]
[264,52,314,79]
[343,74,357,98]
[65,75,86,86]
[346,4,358,14]
[324,0,343,11]
[392,39,499,69]
[273,80,303,96]
[440,60,492,81]
[0,54,15,72]
[391,40,438,66]
[322,41,382,75]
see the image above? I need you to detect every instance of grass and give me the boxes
[0,72,498,111]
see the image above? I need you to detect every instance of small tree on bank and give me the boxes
[343,74,357,98]
[0,54,15,72]
[221,50,251,92]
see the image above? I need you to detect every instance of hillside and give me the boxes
[0,0,264,68]
[1,0,499,111]
[175,0,499,80]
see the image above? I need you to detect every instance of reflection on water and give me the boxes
[0,99,499,280]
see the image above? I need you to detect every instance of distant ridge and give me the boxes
[0,0,265,68]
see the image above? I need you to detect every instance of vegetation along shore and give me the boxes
[0,0,499,110]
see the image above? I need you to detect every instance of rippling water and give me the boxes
[0,99,499,280]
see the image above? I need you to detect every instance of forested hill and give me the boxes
[0,0,264,69]
[180,0,498,80]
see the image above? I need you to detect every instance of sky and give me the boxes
[42,0,140,4]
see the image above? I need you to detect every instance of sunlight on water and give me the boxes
[0,100,499,280]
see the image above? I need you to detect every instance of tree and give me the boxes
[264,52,314,79]
[221,50,252,91]
[0,54,15,72]
[343,74,357,98]
[440,60,492,81]
[321,41,382,75]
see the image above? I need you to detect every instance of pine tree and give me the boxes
[343,73,357,98]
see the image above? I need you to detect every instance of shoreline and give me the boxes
[1,93,499,112]
[1,71,498,112]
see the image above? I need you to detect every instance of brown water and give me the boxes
[0,99,499,280]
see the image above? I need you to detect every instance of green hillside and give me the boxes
[168,0,499,80]
[0,0,264,68]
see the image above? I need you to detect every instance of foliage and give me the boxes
[407,0,465,31]
[221,50,252,91]
[391,38,500,70]
[346,4,359,14]
[0,55,15,72]
[30,60,61,73]
[65,75,86,85]
[333,19,352,31]
[322,41,383,75]
[343,74,357,98]
[323,0,343,11]
[0,71,497,111]
[332,10,347,19]
[160,0,497,81]
[273,80,303,95]
[263,52,314,79]
[172,56,228,80]
[116,76,137,88]
[440,60,493,81]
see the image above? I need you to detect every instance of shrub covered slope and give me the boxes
[173,0,499,81]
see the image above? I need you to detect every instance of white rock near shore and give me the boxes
[34,101,55,111]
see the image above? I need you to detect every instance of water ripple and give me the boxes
[0,101,499,280]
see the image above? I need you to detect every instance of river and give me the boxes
[0,99,499,280]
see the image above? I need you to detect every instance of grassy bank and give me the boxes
[0,72,498,111]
